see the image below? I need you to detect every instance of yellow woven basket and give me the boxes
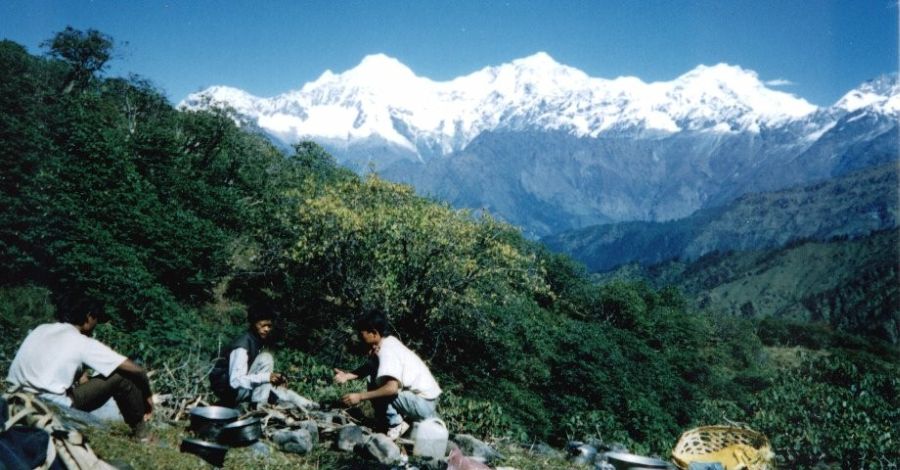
[671,426,775,470]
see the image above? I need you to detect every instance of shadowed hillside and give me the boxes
[544,163,898,272]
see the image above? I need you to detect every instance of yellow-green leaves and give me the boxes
[286,174,548,322]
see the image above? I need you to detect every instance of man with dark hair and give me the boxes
[209,304,315,410]
[5,295,154,439]
[333,310,442,440]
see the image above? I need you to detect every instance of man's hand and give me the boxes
[77,371,90,385]
[333,368,357,384]
[270,372,286,386]
[143,396,153,421]
[341,392,362,406]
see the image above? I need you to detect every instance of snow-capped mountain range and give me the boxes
[181,53,899,237]
[180,52,843,157]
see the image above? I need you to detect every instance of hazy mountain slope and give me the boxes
[596,230,900,343]
[543,163,899,271]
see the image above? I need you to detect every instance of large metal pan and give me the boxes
[605,452,673,470]
[189,406,240,440]
[218,417,262,447]
[180,438,228,467]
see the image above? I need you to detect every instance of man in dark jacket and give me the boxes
[209,305,316,410]
[209,305,286,407]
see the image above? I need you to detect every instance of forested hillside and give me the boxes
[1,30,898,468]
[596,230,899,344]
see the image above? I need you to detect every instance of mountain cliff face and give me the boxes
[542,163,899,272]
[181,55,898,237]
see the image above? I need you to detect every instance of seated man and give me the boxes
[5,295,153,439]
[333,310,442,439]
[209,305,314,410]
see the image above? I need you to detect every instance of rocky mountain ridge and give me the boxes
[181,56,898,237]
[542,163,899,272]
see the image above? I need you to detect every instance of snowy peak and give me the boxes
[181,54,840,157]
[666,63,817,129]
[835,74,900,114]
[342,53,420,85]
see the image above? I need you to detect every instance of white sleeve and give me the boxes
[376,349,404,388]
[228,348,271,389]
[81,337,127,377]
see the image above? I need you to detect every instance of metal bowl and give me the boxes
[189,406,240,440]
[180,438,229,467]
[605,452,672,470]
[218,417,262,447]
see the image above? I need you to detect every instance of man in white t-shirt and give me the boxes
[333,310,441,440]
[6,295,153,438]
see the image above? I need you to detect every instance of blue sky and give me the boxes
[1,0,897,106]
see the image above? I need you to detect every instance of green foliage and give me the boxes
[0,286,55,381]
[749,354,900,468]
[439,391,522,439]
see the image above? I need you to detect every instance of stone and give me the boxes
[336,425,368,453]
[362,433,401,466]
[249,441,271,458]
[298,419,319,446]
[450,433,502,464]
[273,429,314,455]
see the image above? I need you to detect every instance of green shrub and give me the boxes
[749,354,900,468]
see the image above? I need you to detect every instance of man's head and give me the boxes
[55,293,107,336]
[354,309,390,346]
[247,303,276,341]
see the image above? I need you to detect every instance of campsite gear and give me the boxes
[672,426,773,470]
[218,417,262,446]
[180,438,229,467]
[688,463,725,470]
[0,426,51,469]
[189,406,239,440]
[447,447,492,470]
[567,441,597,465]
[3,392,117,470]
[364,433,402,465]
[411,417,448,460]
[605,452,672,470]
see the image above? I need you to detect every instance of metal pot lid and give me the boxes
[181,437,229,450]
[221,417,261,429]
[605,452,671,468]
[189,406,240,420]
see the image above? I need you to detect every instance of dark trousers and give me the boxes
[70,371,147,426]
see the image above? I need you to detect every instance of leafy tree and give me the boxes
[42,26,113,93]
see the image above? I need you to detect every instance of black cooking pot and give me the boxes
[189,406,240,441]
[218,417,262,447]
[181,438,228,467]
